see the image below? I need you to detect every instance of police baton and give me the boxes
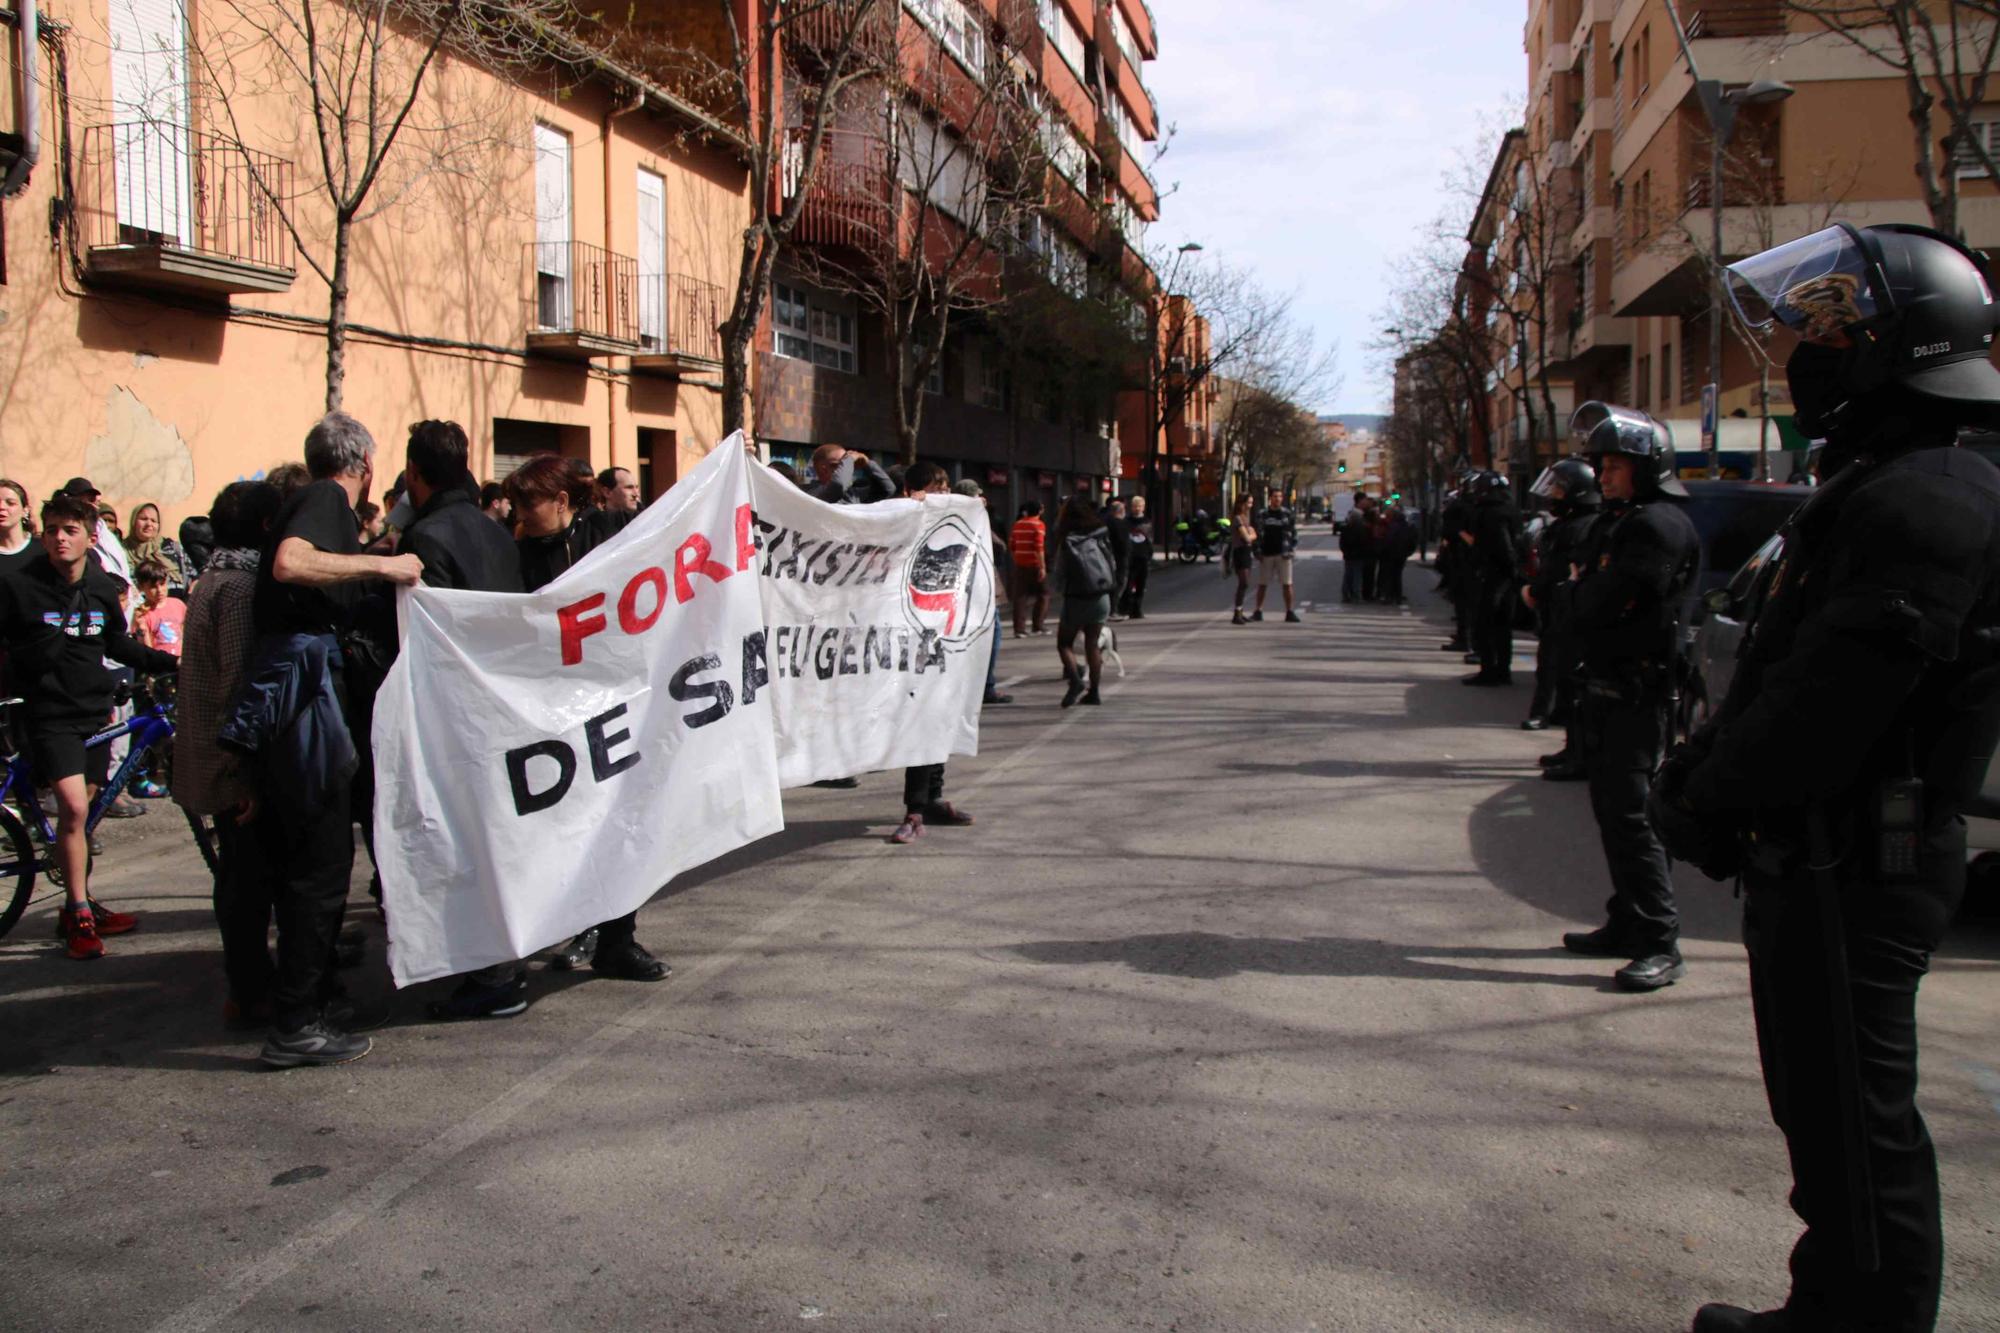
[1805,808,1883,1274]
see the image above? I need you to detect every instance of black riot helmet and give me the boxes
[1725,222,2000,439]
[1530,457,1602,516]
[1570,401,1687,498]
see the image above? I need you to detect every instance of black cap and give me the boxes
[59,477,101,498]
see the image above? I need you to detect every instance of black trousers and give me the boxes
[267,788,356,1030]
[904,763,945,813]
[1380,557,1408,603]
[211,811,277,1007]
[1122,558,1149,615]
[1470,579,1515,679]
[1741,835,1961,1332]
[1358,555,1379,601]
[1530,607,1564,719]
[1579,690,1678,953]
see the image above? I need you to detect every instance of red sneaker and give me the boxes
[65,908,104,960]
[56,900,137,939]
[890,813,924,845]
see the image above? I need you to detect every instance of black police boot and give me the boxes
[1537,748,1572,767]
[1520,716,1549,731]
[1615,952,1686,991]
[1440,640,1468,652]
[549,927,598,972]
[1462,652,1483,664]
[1562,926,1643,957]
[1691,1304,1792,1332]
[1541,760,1588,782]
[1462,672,1508,687]
[592,937,671,982]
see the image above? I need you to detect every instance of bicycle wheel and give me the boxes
[1177,544,1196,565]
[0,803,40,940]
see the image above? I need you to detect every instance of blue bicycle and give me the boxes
[0,675,216,939]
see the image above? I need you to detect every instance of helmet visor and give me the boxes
[1529,465,1568,501]
[1724,226,1882,344]
[1569,401,1664,454]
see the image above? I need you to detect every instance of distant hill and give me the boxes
[1319,414,1390,434]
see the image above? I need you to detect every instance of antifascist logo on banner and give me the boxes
[903,514,994,652]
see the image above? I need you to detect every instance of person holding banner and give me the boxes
[503,456,670,982]
[892,463,978,845]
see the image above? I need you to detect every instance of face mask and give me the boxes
[1786,341,1852,438]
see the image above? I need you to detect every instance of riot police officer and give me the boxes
[1558,402,1700,990]
[1461,471,1524,685]
[1523,458,1603,753]
[1436,480,1474,654]
[1650,223,2000,1333]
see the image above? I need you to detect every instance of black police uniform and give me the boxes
[1437,492,1473,649]
[1571,490,1699,963]
[1672,440,2000,1330]
[1465,481,1523,682]
[1528,500,1601,725]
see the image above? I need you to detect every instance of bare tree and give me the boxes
[182,0,608,410]
[1211,279,1340,497]
[1781,0,2000,236]
[784,3,1046,463]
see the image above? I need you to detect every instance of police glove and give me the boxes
[1648,751,1742,882]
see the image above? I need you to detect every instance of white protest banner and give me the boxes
[374,439,994,985]
[746,466,993,787]
[373,439,781,985]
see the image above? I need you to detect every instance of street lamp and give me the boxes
[1663,2,1793,480]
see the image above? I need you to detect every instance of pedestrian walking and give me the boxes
[1103,498,1131,622]
[1009,501,1049,637]
[1654,223,2000,1333]
[1052,493,1120,706]
[1227,496,1256,625]
[1555,403,1698,993]
[1250,489,1300,622]
[1121,495,1153,618]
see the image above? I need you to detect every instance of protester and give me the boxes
[479,481,511,525]
[399,422,534,1020]
[892,463,978,844]
[1227,495,1256,625]
[174,479,284,1026]
[1378,505,1417,605]
[1053,492,1120,707]
[1122,494,1152,619]
[126,502,196,592]
[0,480,36,578]
[227,411,422,1068]
[1009,500,1048,637]
[1251,489,1300,623]
[504,454,671,982]
[0,491,178,959]
[131,561,184,655]
[266,462,311,504]
[1103,498,1131,622]
[808,443,895,506]
[597,466,641,516]
[179,514,215,577]
[953,479,1013,706]
[354,501,385,545]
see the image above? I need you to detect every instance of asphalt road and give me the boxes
[3,531,1997,1333]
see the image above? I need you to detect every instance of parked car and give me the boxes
[1680,479,1815,610]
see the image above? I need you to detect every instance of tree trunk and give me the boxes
[721,227,777,439]
[324,220,352,413]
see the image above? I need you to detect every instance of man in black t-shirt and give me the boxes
[1251,491,1300,623]
[249,412,422,1070]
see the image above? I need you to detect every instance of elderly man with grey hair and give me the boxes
[234,411,422,1069]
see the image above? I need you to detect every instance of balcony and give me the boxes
[783,0,897,68]
[1683,1,1786,39]
[778,128,895,252]
[76,123,296,296]
[633,273,725,376]
[526,240,639,359]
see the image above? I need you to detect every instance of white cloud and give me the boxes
[1144,0,1526,410]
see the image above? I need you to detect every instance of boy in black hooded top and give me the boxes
[0,493,178,958]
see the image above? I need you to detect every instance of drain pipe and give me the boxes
[1,0,41,198]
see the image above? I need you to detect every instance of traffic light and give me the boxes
[1390,491,1401,502]
[1337,461,1347,474]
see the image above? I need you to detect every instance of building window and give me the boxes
[979,357,1004,410]
[1108,1,1141,73]
[907,0,986,76]
[533,124,573,330]
[1037,97,1090,183]
[1954,116,2000,177]
[775,281,857,374]
[1037,0,1088,76]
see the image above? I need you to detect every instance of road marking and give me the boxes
[145,612,1224,1333]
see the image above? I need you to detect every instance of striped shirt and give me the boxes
[1009,516,1046,570]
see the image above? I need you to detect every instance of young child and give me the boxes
[133,561,185,657]
[0,495,178,957]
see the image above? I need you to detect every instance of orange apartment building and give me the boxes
[0,0,752,527]
[0,0,1191,529]
[1478,0,2000,481]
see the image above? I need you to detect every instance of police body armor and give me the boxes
[1573,499,1700,702]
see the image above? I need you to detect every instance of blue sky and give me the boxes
[1143,0,1527,413]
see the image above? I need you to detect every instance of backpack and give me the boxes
[1062,528,1117,597]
